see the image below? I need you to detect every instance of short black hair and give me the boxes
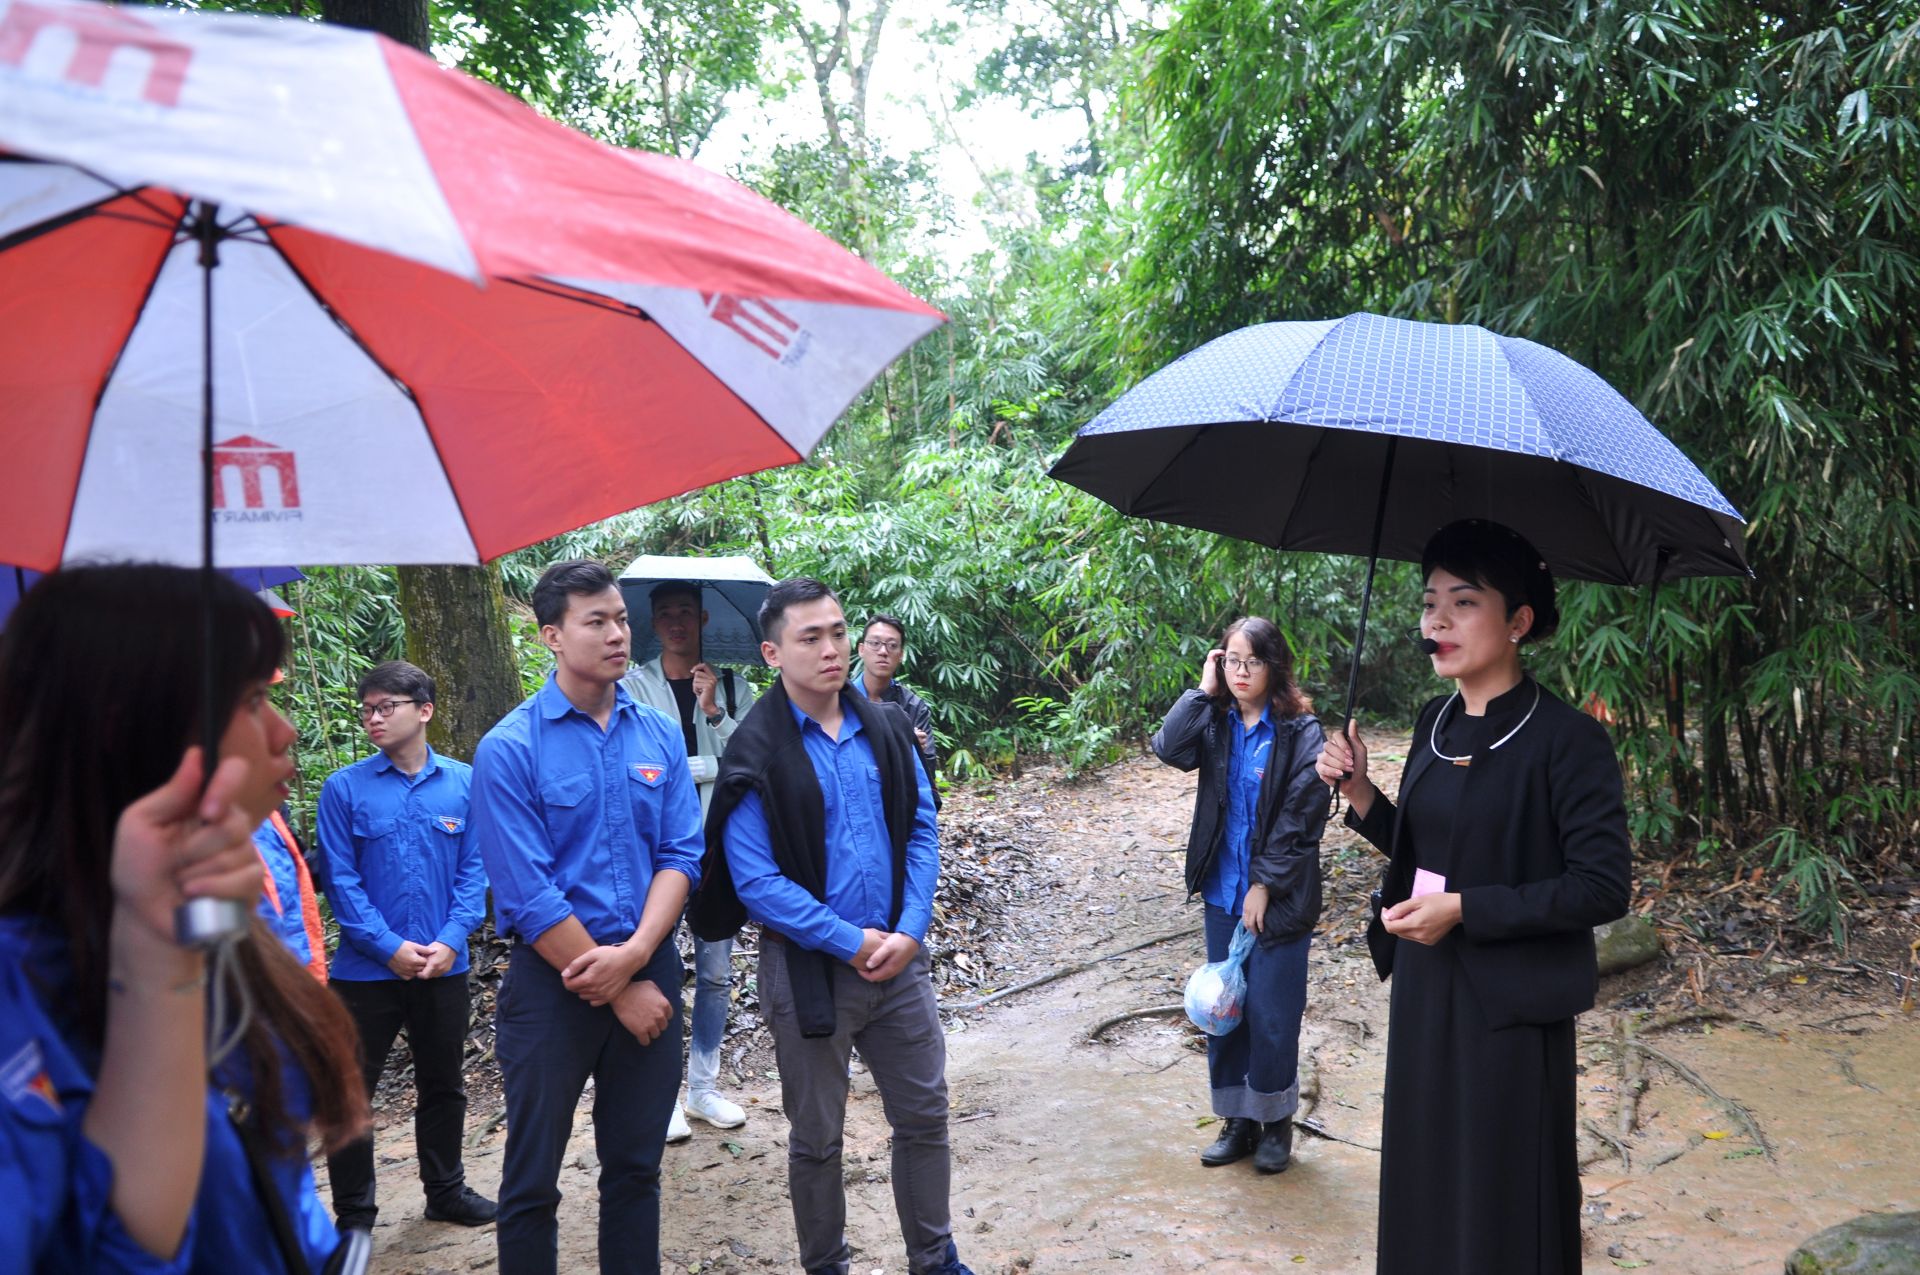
[533,559,619,628]
[1421,519,1560,644]
[357,659,434,705]
[759,577,838,644]
[863,614,906,644]
[648,580,701,610]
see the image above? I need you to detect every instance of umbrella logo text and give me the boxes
[0,2,192,108]
[703,293,811,366]
[212,435,302,522]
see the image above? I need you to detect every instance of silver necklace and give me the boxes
[1429,681,1541,766]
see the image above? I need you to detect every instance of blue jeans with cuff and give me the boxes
[1202,903,1308,1123]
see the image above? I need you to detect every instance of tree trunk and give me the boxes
[319,0,429,49]
[395,564,522,761]
[320,0,524,762]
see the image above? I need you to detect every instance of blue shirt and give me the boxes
[1203,706,1273,913]
[251,819,314,969]
[723,697,939,962]
[470,674,704,945]
[0,916,337,1273]
[316,747,485,982]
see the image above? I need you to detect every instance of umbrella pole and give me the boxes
[1340,439,1398,768]
[178,202,249,949]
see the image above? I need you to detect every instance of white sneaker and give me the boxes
[684,1089,746,1129]
[666,1102,692,1144]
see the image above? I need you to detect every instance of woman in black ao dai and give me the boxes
[1317,521,1632,1274]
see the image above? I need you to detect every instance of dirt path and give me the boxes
[345,749,1919,1274]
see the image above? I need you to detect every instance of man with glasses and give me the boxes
[316,660,495,1232]
[857,615,941,808]
[621,580,757,1141]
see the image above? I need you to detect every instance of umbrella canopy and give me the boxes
[1048,314,1748,585]
[1,562,302,628]
[0,0,943,571]
[1049,313,1751,726]
[618,554,774,668]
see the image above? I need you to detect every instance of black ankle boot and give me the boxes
[1253,1118,1293,1174]
[1199,1117,1260,1166]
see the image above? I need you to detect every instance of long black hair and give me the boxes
[0,564,365,1149]
[1208,616,1313,718]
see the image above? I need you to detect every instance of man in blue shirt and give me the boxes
[470,560,703,1275]
[696,578,974,1275]
[316,659,493,1232]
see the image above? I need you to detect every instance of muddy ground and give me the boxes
[332,738,1920,1274]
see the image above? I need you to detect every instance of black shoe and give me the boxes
[424,1185,497,1226]
[1254,1118,1293,1174]
[1199,1117,1260,1166]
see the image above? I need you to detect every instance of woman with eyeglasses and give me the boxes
[0,564,367,1272]
[1152,616,1327,1173]
[1315,521,1631,1275]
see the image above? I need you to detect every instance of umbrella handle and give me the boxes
[178,202,249,951]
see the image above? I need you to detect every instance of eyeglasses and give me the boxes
[861,638,902,654]
[358,699,418,720]
[1221,656,1266,674]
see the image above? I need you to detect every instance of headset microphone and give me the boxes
[1416,637,1440,656]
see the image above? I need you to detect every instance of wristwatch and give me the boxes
[705,710,726,726]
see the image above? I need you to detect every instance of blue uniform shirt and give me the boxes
[1203,706,1273,914]
[316,747,485,982]
[251,819,314,969]
[723,696,939,963]
[0,916,338,1272]
[469,674,704,945]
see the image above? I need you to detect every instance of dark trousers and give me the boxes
[760,936,954,1275]
[326,973,472,1224]
[1202,904,1309,1123]
[494,941,683,1275]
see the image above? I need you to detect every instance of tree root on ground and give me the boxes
[1628,1038,1776,1163]
[948,926,1202,1012]
[1581,1027,1777,1165]
[1582,1117,1632,1170]
[1085,1003,1186,1042]
[1295,1116,1379,1153]
[466,1105,506,1148]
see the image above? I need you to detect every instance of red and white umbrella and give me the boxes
[0,0,943,571]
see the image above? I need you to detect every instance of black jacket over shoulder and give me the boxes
[692,676,921,1038]
[1348,680,1632,1029]
[1151,689,1329,944]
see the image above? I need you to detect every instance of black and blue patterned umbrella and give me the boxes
[618,554,775,667]
[1048,313,1751,720]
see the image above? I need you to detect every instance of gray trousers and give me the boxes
[760,935,954,1275]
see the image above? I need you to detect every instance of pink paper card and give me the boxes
[1411,868,1448,898]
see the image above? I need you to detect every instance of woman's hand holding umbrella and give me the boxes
[1316,724,1375,818]
[112,748,263,952]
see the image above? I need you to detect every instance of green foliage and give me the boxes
[435,0,775,157]
[278,567,404,840]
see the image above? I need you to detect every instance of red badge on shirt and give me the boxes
[434,815,464,833]
[634,762,665,785]
[2,1040,61,1115]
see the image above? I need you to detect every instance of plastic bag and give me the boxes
[1184,923,1255,1035]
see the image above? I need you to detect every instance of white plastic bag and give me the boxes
[1184,923,1255,1035]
